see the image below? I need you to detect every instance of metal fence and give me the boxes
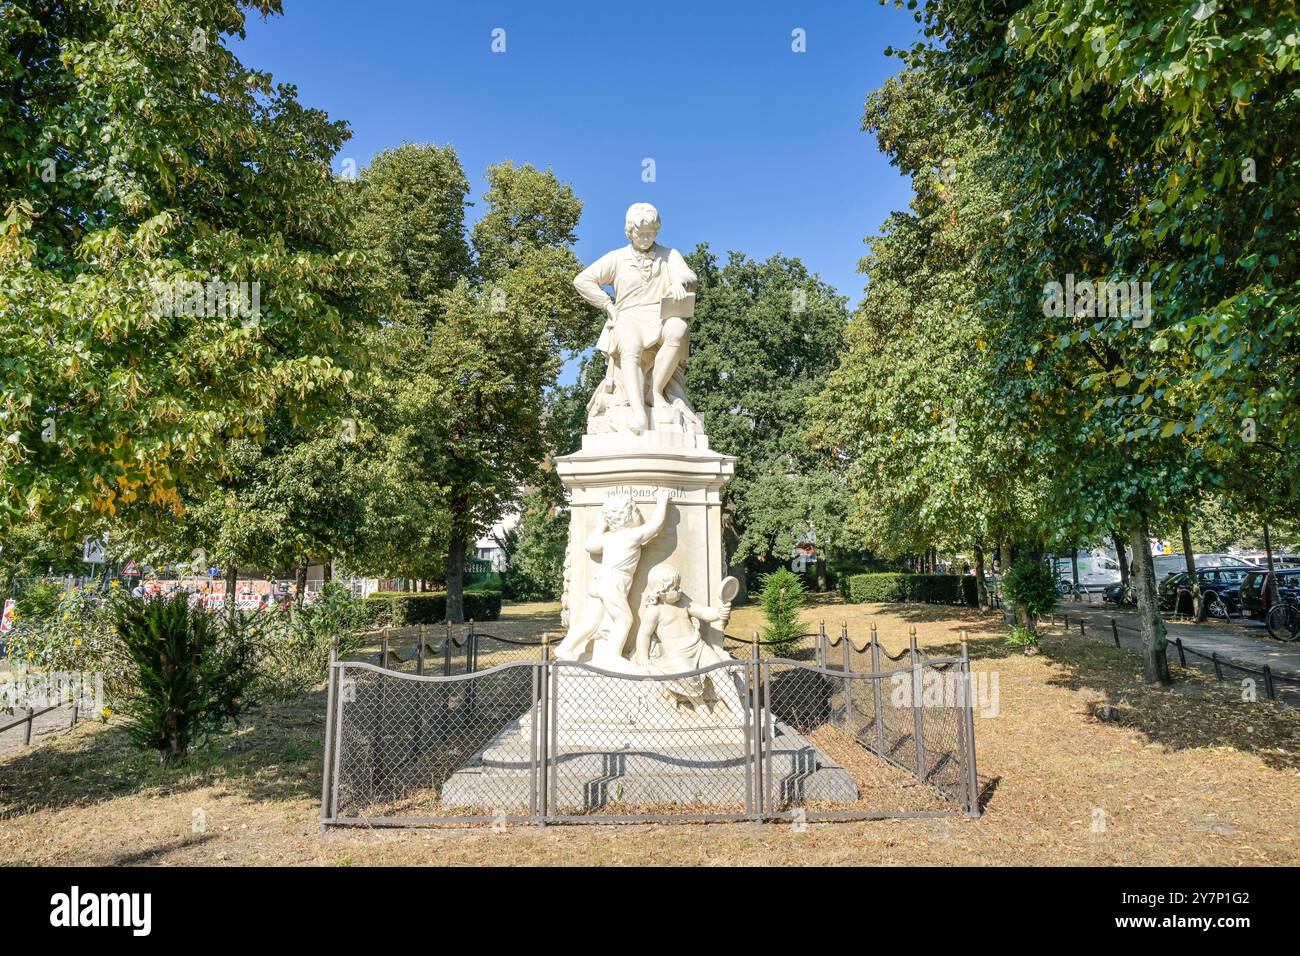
[1050,611,1300,704]
[321,629,980,827]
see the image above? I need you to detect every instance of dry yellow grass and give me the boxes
[1,596,1296,866]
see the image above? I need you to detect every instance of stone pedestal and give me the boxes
[554,429,735,660]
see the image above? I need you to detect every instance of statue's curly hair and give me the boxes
[643,563,681,607]
[624,202,660,238]
[601,492,639,530]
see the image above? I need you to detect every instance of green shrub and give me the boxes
[466,572,503,593]
[15,579,64,620]
[112,593,259,761]
[1004,625,1039,649]
[502,492,567,601]
[363,590,502,626]
[842,572,980,606]
[258,582,369,701]
[844,572,907,603]
[464,591,502,621]
[3,584,127,706]
[907,574,966,604]
[759,567,806,658]
[1002,559,1057,626]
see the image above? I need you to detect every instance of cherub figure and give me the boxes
[555,489,672,666]
[634,564,738,713]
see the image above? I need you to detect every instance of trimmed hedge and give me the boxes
[363,590,502,626]
[843,573,979,607]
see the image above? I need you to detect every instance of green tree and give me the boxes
[349,150,593,621]
[758,566,807,658]
[1,1,382,535]
[685,247,848,591]
[499,487,567,602]
[900,0,1300,683]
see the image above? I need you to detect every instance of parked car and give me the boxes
[1240,567,1300,620]
[1157,567,1250,616]
[1150,553,1251,583]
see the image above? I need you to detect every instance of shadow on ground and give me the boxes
[0,688,329,818]
[1022,630,1297,771]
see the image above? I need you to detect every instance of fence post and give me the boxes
[23,706,33,746]
[1079,618,1085,637]
[537,639,550,825]
[443,621,452,676]
[817,620,826,669]
[960,637,980,818]
[909,627,926,783]
[320,648,338,828]
[870,623,885,757]
[1175,637,1187,667]
[466,620,477,717]
[381,628,390,670]
[1262,665,1275,701]
[841,621,853,729]
[751,633,764,819]
[1111,618,1120,648]
[1212,652,1223,681]
[416,624,426,676]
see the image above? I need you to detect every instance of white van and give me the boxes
[1053,555,1122,592]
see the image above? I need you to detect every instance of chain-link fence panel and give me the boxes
[759,658,961,818]
[544,660,755,821]
[327,661,539,823]
[322,647,980,826]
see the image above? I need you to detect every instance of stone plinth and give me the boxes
[554,430,735,660]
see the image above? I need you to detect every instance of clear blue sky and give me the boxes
[235,0,920,377]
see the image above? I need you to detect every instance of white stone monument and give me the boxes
[557,202,735,671]
[440,204,858,810]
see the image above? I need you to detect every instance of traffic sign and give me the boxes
[82,536,107,564]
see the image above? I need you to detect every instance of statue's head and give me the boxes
[624,202,660,252]
[644,563,682,607]
[602,493,640,531]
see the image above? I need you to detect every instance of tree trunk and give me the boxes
[1128,517,1171,686]
[295,561,308,607]
[1112,530,1129,590]
[1070,546,1080,601]
[323,561,333,583]
[973,540,988,610]
[224,564,238,621]
[815,556,828,593]
[1264,522,1277,606]
[1180,521,1201,620]
[445,526,467,624]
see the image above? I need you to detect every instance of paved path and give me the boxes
[1049,599,1300,706]
[0,704,79,758]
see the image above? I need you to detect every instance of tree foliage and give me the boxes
[1,1,383,535]
[685,246,848,575]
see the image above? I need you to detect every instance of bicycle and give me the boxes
[1265,595,1300,642]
